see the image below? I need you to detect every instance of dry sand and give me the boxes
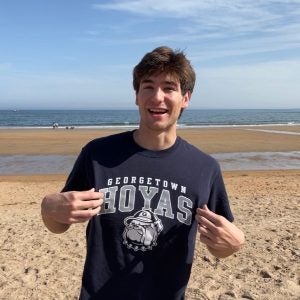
[0,127,299,300]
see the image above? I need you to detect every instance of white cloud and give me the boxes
[93,0,300,23]
[91,0,300,64]
[2,1,299,109]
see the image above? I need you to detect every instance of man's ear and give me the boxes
[182,91,191,108]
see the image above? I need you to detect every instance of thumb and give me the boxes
[88,188,95,192]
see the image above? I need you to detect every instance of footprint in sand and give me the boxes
[22,267,39,288]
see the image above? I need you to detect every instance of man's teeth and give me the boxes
[149,109,167,114]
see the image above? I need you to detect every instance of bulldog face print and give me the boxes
[123,209,163,251]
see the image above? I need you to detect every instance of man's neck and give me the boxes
[133,127,177,151]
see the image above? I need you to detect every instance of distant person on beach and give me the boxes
[41,46,245,300]
[52,122,58,129]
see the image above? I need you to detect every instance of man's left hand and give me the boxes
[196,205,245,258]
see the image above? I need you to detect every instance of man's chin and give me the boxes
[147,123,176,132]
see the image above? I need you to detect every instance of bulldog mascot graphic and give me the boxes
[123,209,163,251]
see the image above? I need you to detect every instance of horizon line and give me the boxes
[1,107,299,111]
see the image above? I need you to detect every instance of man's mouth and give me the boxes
[148,108,168,115]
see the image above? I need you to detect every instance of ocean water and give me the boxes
[1,109,299,174]
[0,109,299,128]
[0,151,299,175]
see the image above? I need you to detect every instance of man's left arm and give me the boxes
[196,205,245,258]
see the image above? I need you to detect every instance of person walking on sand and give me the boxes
[41,46,245,300]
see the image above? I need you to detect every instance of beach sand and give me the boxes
[0,127,299,300]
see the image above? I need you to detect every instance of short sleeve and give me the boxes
[61,147,93,192]
[207,167,234,222]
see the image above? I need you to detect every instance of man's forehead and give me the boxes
[141,73,180,85]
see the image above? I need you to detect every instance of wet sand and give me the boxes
[0,127,299,299]
[0,125,299,155]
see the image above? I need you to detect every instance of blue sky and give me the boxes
[0,0,299,109]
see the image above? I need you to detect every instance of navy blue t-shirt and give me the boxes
[62,131,233,300]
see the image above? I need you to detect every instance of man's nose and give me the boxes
[152,88,164,102]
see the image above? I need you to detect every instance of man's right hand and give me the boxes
[41,189,103,233]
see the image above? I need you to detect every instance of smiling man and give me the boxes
[134,73,190,150]
[41,46,245,300]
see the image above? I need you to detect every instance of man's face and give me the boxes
[136,73,190,132]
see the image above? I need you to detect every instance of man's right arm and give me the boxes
[41,189,103,234]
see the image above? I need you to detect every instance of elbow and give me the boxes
[41,211,71,234]
[43,223,70,234]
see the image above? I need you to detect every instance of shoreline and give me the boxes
[1,125,299,175]
[0,125,299,156]
[1,151,299,175]
[0,122,299,130]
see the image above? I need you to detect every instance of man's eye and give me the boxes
[165,87,175,92]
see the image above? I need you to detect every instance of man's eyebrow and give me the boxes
[164,80,177,86]
[140,79,154,84]
[140,79,178,85]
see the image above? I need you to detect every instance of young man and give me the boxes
[41,46,245,300]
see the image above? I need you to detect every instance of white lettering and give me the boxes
[100,186,118,214]
[101,177,191,224]
[154,189,174,219]
[119,185,135,212]
[139,186,159,210]
[171,182,178,190]
[177,196,193,225]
